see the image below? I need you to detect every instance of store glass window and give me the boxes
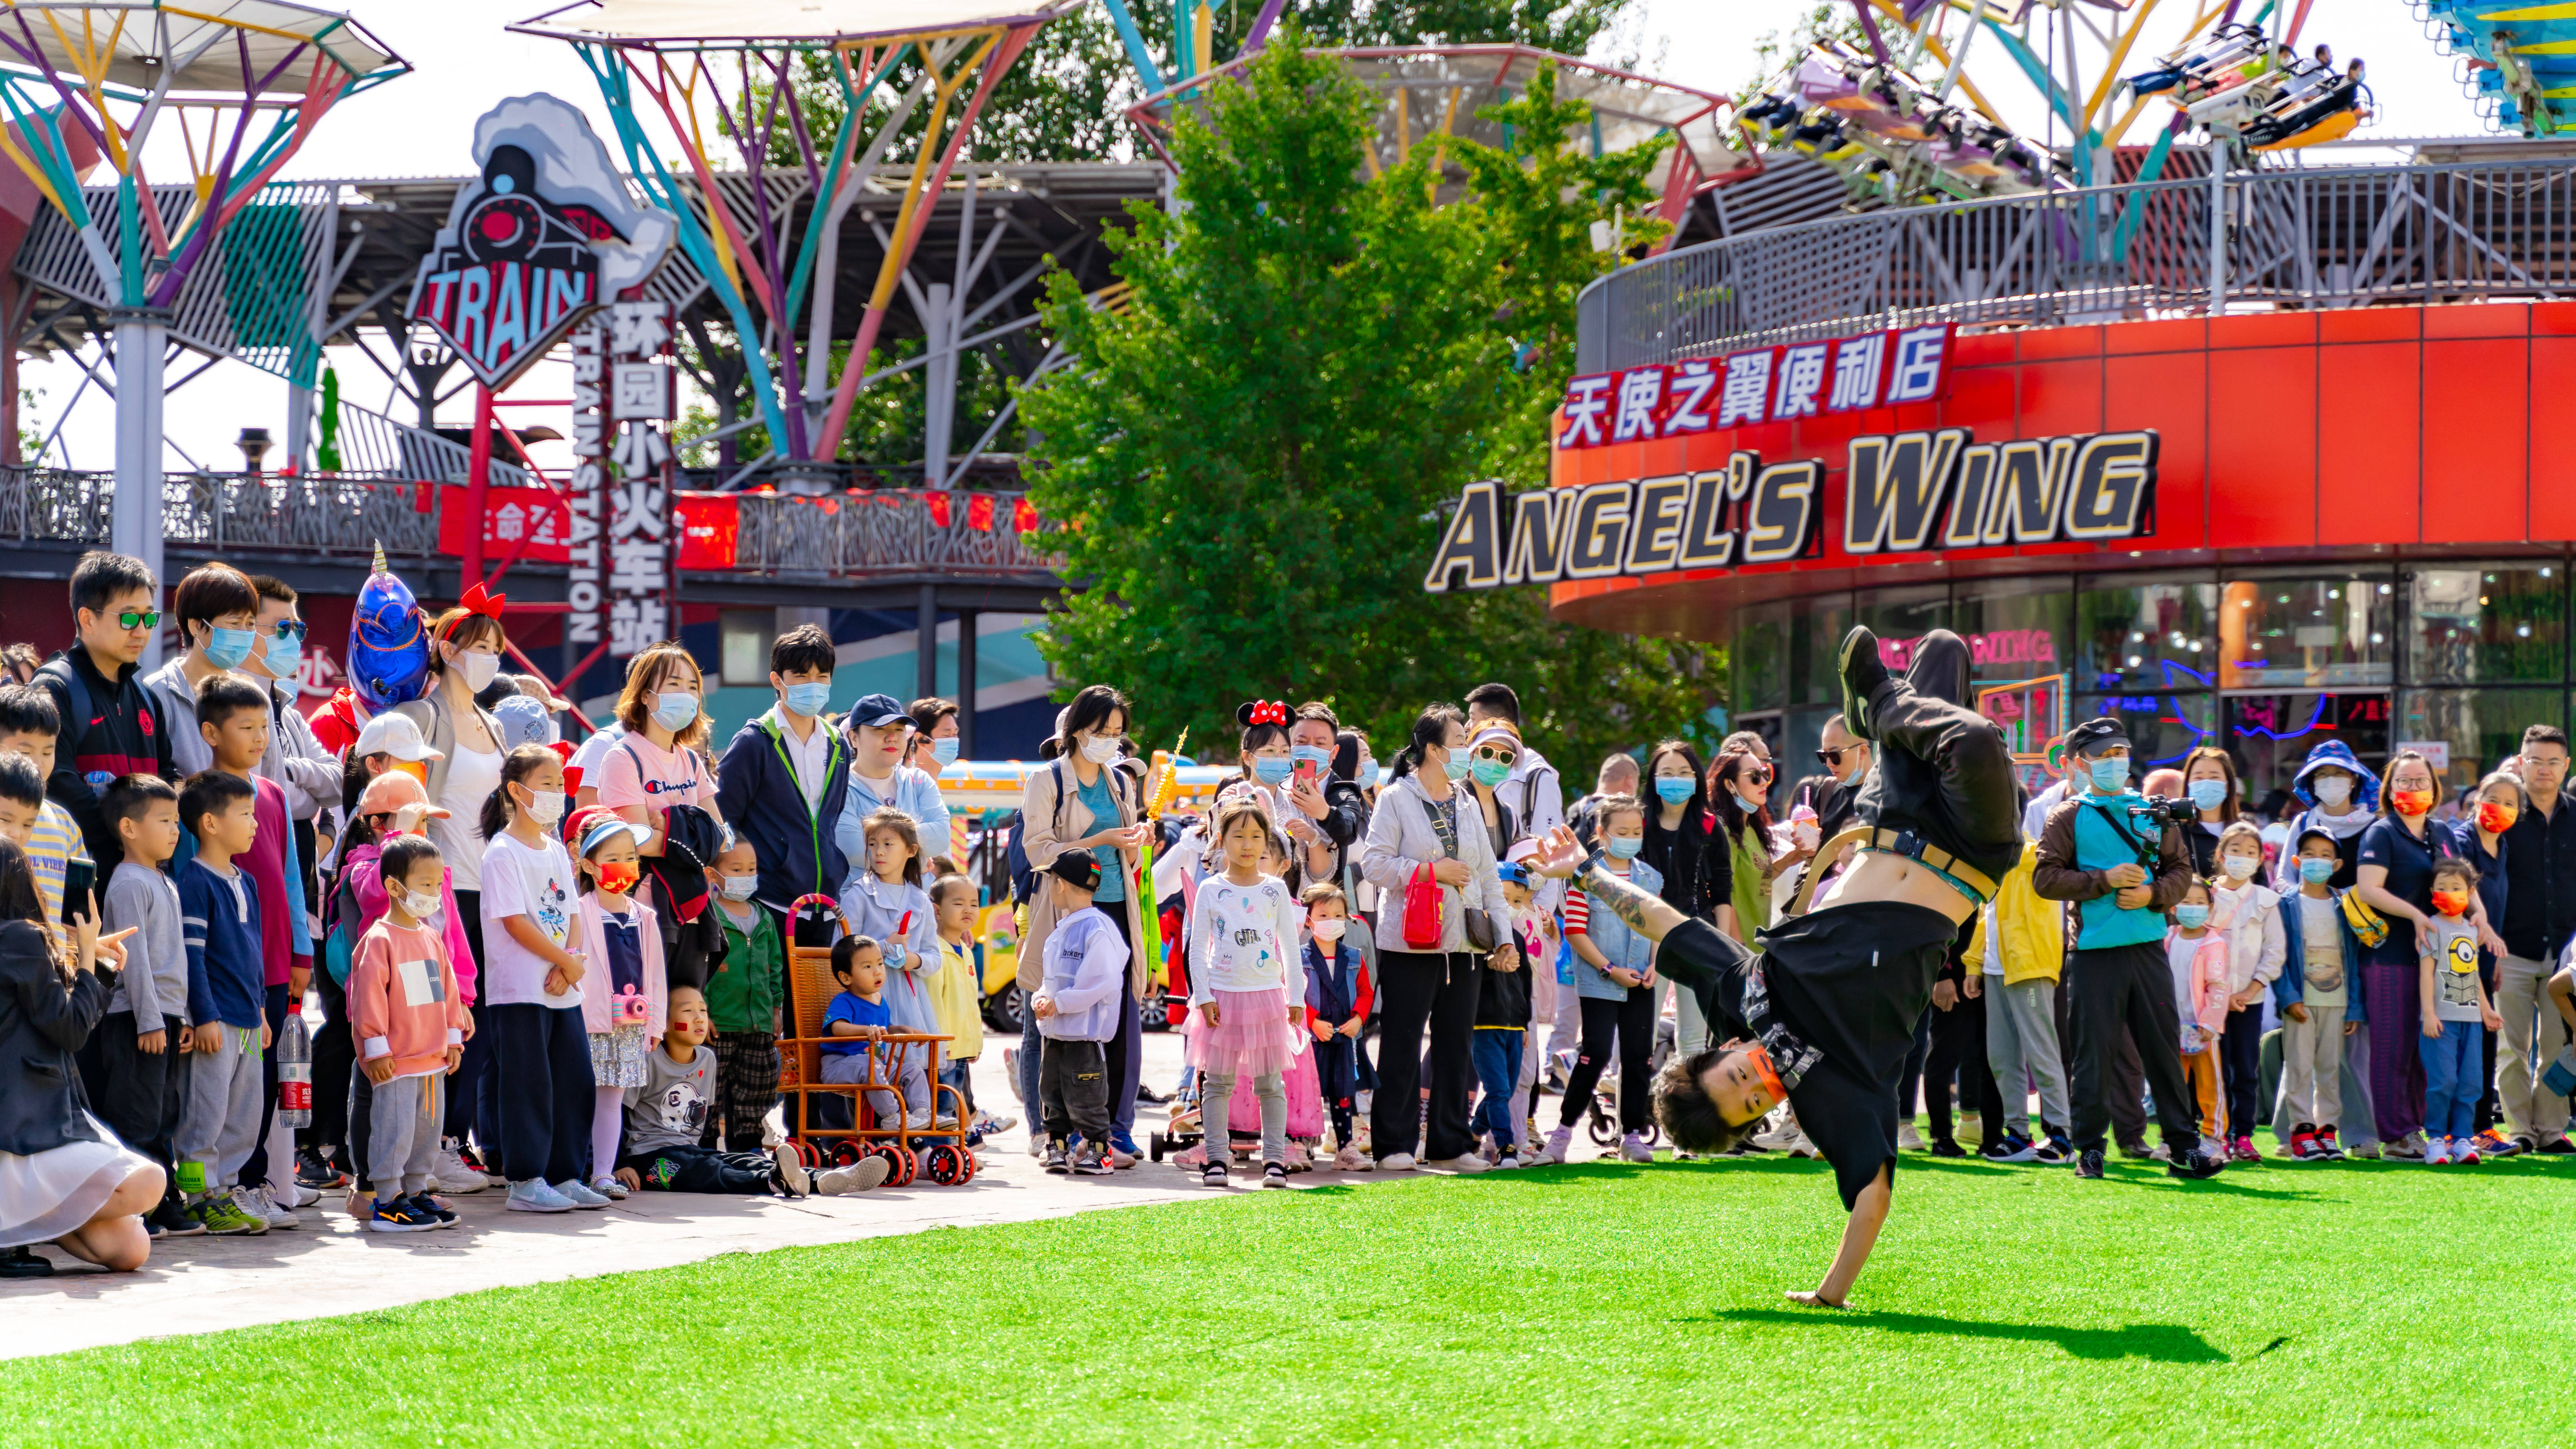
[1952,578,2074,685]
[2076,691,2216,774]
[1733,602,1789,716]
[2395,688,2565,804]
[1856,587,1951,674]
[1775,707,1834,810]
[1787,594,1853,707]
[2402,564,2566,686]
[2076,573,2217,694]
[2226,692,2390,817]
[2219,571,2395,690]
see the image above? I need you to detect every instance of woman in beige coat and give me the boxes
[1014,685,1151,1159]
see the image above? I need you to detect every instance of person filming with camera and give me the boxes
[2032,717,2225,1181]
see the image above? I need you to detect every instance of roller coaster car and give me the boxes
[1778,42,2061,201]
[2490,36,2563,137]
[2247,73,2371,150]
[2128,22,2267,101]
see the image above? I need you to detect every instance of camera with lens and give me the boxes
[2128,794,2199,832]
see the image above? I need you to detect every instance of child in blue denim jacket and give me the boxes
[1536,796,1662,1166]
[2274,826,2369,1161]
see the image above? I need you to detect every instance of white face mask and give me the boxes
[398,886,442,922]
[1310,917,1346,943]
[2221,853,2259,881]
[454,649,500,692]
[1080,735,1120,765]
[521,788,566,827]
[2313,776,2353,808]
[720,874,758,901]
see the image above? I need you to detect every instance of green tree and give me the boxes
[1019,39,1721,773]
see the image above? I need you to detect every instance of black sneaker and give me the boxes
[0,1246,53,1278]
[296,1147,347,1191]
[1837,626,1890,741]
[1928,1137,1967,1159]
[1261,1162,1290,1189]
[407,1193,459,1228]
[2075,1148,2106,1179]
[2167,1144,2227,1180]
[150,1197,205,1237]
[1072,1143,1115,1176]
[2540,1136,2576,1155]
[1042,1139,1070,1175]
[2117,1137,2156,1160]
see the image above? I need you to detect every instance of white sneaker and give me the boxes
[589,1175,630,1200]
[1753,1120,1804,1152]
[816,1157,892,1195]
[432,1146,488,1195]
[1620,1132,1654,1164]
[771,1144,812,1197]
[2387,1132,2427,1161]
[505,1179,577,1213]
[1897,1121,1925,1152]
[1785,1132,1819,1160]
[243,1184,300,1229]
[1496,1153,1523,1169]
[1336,1146,1374,1171]
[1428,1154,1488,1174]
[1536,1125,1573,1165]
[1379,1152,1419,1171]
[2424,1136,2453,1166]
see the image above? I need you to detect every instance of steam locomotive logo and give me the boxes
[407,94,675,389]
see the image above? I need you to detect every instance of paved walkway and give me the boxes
[0,1027,1624,1359]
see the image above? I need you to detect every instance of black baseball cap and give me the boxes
[849,692,910,729]
[2064,717,2131,759]
[1048,852,1103,892]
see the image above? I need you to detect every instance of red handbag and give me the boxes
[1402,862,1446,949]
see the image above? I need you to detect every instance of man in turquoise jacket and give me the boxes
[2032,717,2220,1180]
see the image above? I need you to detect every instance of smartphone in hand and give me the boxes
[60,857,95,926]
[1293,758,1318,788]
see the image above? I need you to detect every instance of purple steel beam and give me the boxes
[1244,0,1290,51]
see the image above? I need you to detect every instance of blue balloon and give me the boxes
[349,546,431,712]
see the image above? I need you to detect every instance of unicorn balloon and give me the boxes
[348,543,432,712]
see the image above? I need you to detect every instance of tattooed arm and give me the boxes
[1529,827,1689,944]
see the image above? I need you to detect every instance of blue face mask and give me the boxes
[2299,857,2336,885]
[2188,778,2228,811]
[2175,903,2211,930]
[2089,756,2130,793]
[1606,835,1643,859]
[1654,776,1694,804]
[652,691,700,733]
[1253,755,1293,785]
[781,681,832,718]
[1470,759,1511,789]
[1441,752,1472,783]
[261,633,302,682]
[1289,744,1332,773]
[931,736,960,766]
[201,624,255,672]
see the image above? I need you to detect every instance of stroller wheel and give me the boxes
[830,1140,866,1169]
[959,1150,980,1184]
[892,1145,921,1187]
[1149,1133,1169,1161]
[923,1144,969,1185]
[1586,1106,1619,1148]
[795,1139,827,1170]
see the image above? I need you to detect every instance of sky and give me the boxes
[30,0,2499,475]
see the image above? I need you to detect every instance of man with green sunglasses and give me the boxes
[31,551,178,871]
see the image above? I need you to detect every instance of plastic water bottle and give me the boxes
[276,1011,313,1128]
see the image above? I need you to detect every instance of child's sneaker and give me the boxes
[815,1157,892,1195]
[2229,1134,2260,1163]
[1897,1121,1925,1152]
[1535,1125,1573,1165]
[407,1193,460,1229]
[1619,1132,1654,1164]
[296,1147,347,1191]
[194,1192,267,1236]
[149,1198,203,1237]
[770,1144,812,1197]
[1261,1162,1290,1189]
[553,1179,610,1209]
[2469,1128,2522,1158]
[1981,1132,2037,1163]
[1335,1145,1373,1171]
[2456,1137,2482,1165]
[590,1175,630,1201]
[1072,1142,1115,1176]
[1496,1151,1523,1169]
[2032,1136,2076,1166]
[2424,1136,2453,1166]
[505,1179,577,1213]
[1927,1137,1967,1159]
[432,1141,489,1195]
[241,1184,300,1229]
[2285,1125,2316,1160]
[367,1196,439,1233]
[1042,1138,1070,1175]
[2317,1125,2349,1159]
[1200,1157,1228,1187]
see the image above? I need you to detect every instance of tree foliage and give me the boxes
[1019,39,1722,773]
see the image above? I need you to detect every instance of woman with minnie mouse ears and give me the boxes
[1530,626,2026,1308]
[1234,700,1295,814]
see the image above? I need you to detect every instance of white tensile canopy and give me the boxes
[0,0,400,93]
[520,0,1089,46]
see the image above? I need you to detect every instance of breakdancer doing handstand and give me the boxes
[1529,626,2226,1308]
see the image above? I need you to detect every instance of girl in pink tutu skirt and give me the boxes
[1184,800,1306,1189]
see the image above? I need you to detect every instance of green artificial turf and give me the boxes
[11,1152,2570,1448]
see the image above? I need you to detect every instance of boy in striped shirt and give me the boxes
[0,684,93,922]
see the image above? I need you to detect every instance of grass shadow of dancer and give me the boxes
[1713,1308,2230,1364]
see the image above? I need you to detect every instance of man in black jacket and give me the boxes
[1285,703,1369,881]
[33,552,175,872]
[2499,724,2576,1153]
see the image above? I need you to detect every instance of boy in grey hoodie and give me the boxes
[96,775,190,1219]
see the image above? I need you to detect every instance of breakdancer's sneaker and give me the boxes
[2166,1142,2227,1179]
[1837,626,1892,741]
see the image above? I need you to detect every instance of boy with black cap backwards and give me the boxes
[2031,715,2229,1182]
[1031,849,1129,1177]
[1532,626,2048,1308]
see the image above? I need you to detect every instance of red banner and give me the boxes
[437,485,572,563]
[675,493,739,572]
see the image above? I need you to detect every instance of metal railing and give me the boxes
[1578,158,2576,370]
[728,491,1061,581]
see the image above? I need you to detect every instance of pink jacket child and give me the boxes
[343,840,479,1004]
[2166,927,2232,1054]
[573,892,667,1043]
[348,916,471,1077]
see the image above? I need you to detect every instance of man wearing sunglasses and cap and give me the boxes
[2031,716,2221,1182]
[1531,626,2033,1308]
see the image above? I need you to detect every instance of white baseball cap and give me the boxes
[353,711,445,763]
